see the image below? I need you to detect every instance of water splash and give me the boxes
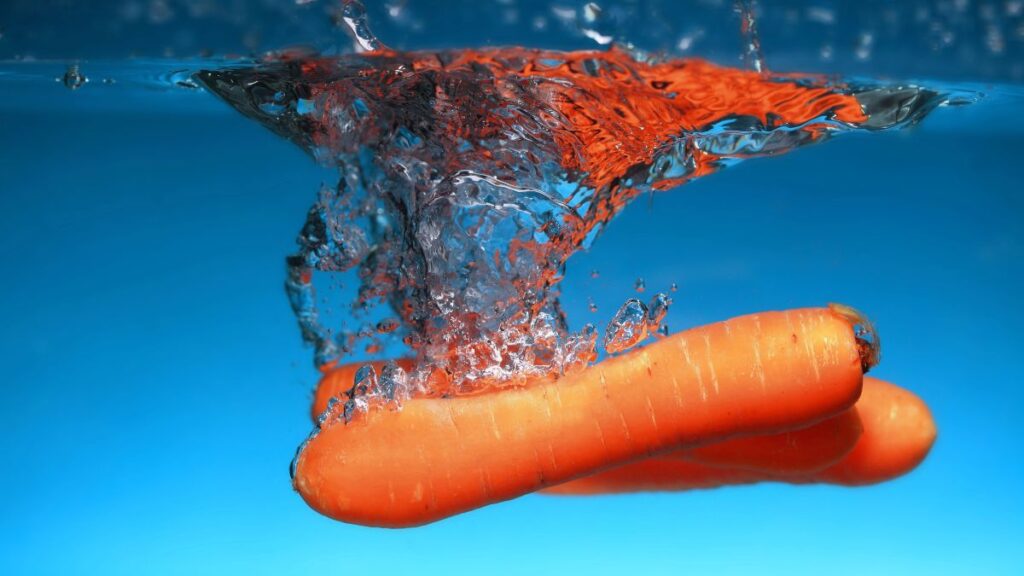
[198,43,963,397]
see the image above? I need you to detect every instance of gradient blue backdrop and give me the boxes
[2,18,1024,576]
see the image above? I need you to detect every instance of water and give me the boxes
[195,44,963,399]
[2,1,1024,574]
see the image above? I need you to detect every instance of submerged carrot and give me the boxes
[814,377,936,485]
[680,407,863,474]
[312,362,863,477]
[541,458,764,495]
[546,376,935,494]
[292,307,866,527]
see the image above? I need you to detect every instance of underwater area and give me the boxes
[2,0,1023,574]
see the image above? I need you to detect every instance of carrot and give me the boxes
[680,407,863,474]
[813,377,936,486]
[545,376,935,494]
[541,458,764,495]
[292,307,866,527]
[313,363,863,476]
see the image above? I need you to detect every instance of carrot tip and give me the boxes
[828,303,881,373]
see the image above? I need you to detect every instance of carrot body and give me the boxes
[546,376,934,494]
[313,364,863,476]
[542,458,764,495]
[814,377,936,485]
[680,407,863,474]
[292,308,864,527]
[313,360,863,477]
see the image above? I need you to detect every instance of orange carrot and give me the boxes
[541,458,764,495]
[292,307,865,527]
[313,364,863,476]
[813,377,936,486]
[680,407,863,474]
[546,376,934,494]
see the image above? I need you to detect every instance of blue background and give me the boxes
[2,2,1024,574]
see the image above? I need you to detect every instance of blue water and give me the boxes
[2,2,1024,575]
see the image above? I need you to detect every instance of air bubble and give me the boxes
[379,361,408,402]
[562,323,598,374]
[343,364,378,421]
[61,64,87,90]
[579,1,614,45]
[735,0,767,73]
[338,0,386,53]
[634,277,646,293]
[646,292,671,331]
[376,318,400,333]
[604,298,649,354]
[855,32,874,61]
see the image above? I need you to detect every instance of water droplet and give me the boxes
[604,298,649,354]
[588,298,598,313]
[590,269,600,279]
[658,324,670,337]
[634,277,646,293]
[670,282,679,292]
[61,64,87,90]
